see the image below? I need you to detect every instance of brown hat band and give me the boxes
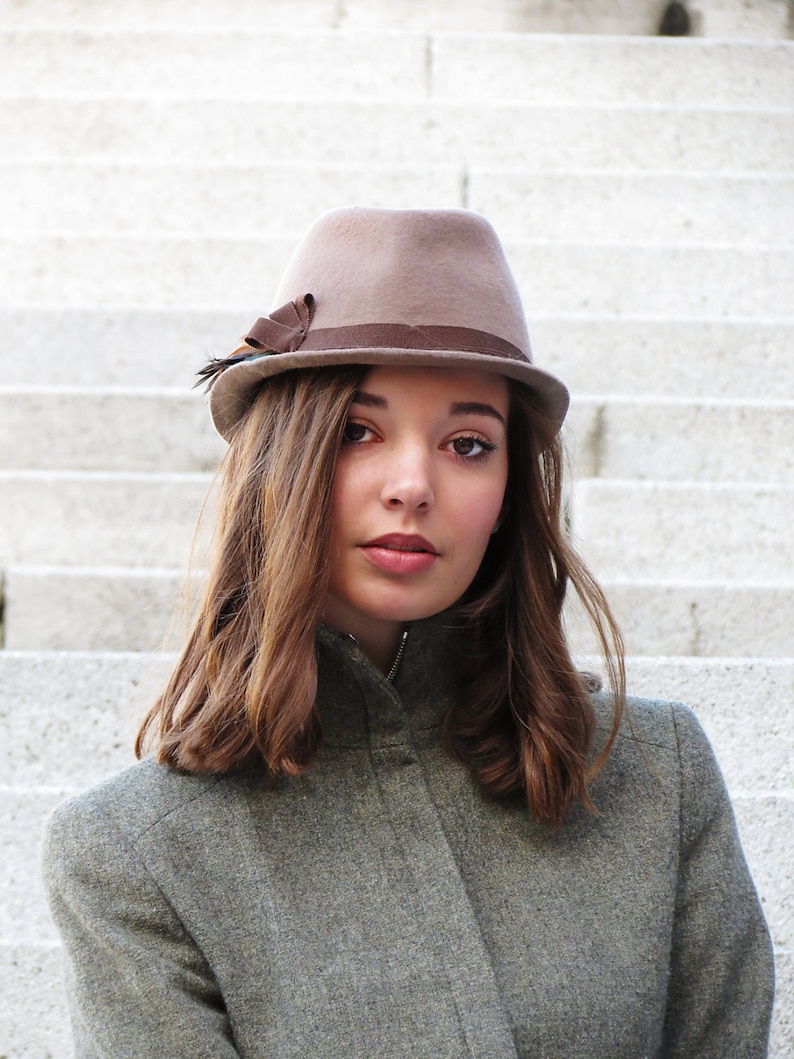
[293,323,525,361]
[244,295,526,361]
[199,296,529,392]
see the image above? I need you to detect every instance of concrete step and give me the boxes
[0,161,463,238]
[469,171,794,246]
[773,955,793,1059]
[0,309,252,388]
[0,651,168,790]
[0,941,69,1058]
[0,28,430,100]
[535,318,794,401]
[2,311,791,397]
[0,470,212,567]
[3,389,791,483]
[2,788,78,947]
[1,0,791,37]
[4,236,792,315]
[3,99,791,172]
[2,566,193,652]
[568,580,794,659]
[570,480,794,583]
[506,242,794,318]
[1,31,791,106]
[7,565,794,656]
[622,656,794,793]
[2,162,790,247]
[431,36,794,105]
[566,397,794,483]
[0,388,225,472]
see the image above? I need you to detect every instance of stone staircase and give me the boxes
[1,3,792,1055]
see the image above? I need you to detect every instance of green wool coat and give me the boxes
[42,617,774,1058]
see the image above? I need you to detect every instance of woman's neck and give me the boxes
[321,603,406,675]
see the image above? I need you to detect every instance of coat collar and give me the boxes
[315,614,461,749]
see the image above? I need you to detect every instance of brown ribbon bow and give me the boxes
[244,294,315,352]
[196,294,315,390]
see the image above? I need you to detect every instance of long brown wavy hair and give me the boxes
[136,365,625,827]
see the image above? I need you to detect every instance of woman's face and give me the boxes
[323,365,509,660]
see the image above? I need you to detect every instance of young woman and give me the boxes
[43,207,774,1057]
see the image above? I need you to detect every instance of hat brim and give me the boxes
[209,346,570,446]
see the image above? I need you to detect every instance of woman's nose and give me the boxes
[380,446,435,511]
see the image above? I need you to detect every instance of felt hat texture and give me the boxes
[206,207,569,442]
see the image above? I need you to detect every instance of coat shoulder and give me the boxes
[593,690,711,757]
[43,758,228,856]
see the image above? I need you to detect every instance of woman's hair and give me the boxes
[447,384,625,826]
[136,366,369,777]
[136,365,625,827]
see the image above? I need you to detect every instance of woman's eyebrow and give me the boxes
[351,390,387,409]
[450,401,506,426]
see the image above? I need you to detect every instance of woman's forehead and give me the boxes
[356,364,510,409]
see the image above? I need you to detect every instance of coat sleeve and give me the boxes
[661,703,775,1058]
[41,795,241,1059]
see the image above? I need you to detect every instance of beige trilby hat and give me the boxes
[204,207,569,443]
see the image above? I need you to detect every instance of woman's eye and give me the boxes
[342,421,372,444]
[450,435,496,459]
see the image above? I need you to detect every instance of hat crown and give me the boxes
[273,207,532,360]
[205,206,569,444]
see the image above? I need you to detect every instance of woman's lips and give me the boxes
[360,534,440,575]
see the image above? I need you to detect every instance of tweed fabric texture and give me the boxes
[42,617,774,1058]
